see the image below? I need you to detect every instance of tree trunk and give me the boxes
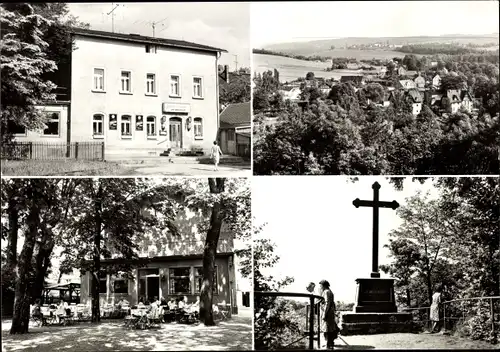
[425,273,433,306]
[200,178,225,326]
[6,197,19,267]
[10,182,40,334]
[91,181,103,323]
[31,229,55,304]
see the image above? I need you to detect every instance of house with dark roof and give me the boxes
[219,102,250,158]
[8,27,227,159]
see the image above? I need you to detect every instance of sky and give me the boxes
[252,176,440,303]
[67,2,250,69]
[251,1,500,47]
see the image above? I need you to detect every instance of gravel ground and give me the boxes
[327,332,498,350]
[1,315,252,351]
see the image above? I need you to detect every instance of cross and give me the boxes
[353,182,399,278]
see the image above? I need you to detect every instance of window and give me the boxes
[99,272,107,294]
[170,75,180,97]
[227,129,235,141]
[121,115,132,136]
[146,116,156,136]
[120,71,131,93]
[113,279,128,294]
[194,267,217,293]
[93,68,105,91]
[93,114,104,136]
[145,44,157,54]
[193,77,203,98]
[146,74,156,95]
[194,117,203,138]
[43,112,60,136]
[7,120,26,135]
[169,267,190,294]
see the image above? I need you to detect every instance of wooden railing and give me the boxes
[255,291,323,350]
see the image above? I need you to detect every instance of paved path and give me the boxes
[1,315,252,351]
[317,332,498,350]
[121,163,251,176]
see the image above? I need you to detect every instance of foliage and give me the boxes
[0,3,57,144]
[254,223,301,350]
[385,178,499,343]
[219,69,251,108]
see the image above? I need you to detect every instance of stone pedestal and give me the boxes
[339,277,412,335]
[340,312,413,335]
[354,278,397,313]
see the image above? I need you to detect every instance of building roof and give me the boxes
[407,89,423,103]
[399,79,415,87]
[447,89,462,102]
[71,27,227,54]
[405,70,418,77]
[219,102,251,126]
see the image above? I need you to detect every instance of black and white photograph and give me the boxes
[253,176,499,350]
[1,2,251,176]
[252,1,499,175]
[1,177,252,351]
[1,0,499,351]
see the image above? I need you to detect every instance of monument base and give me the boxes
[354,278,397,313]
[340,312,413,335]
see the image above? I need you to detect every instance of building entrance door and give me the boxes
[147,277,160,303]
[169,117,182,148]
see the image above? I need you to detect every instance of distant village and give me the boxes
[273,57,477,118]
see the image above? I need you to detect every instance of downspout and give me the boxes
[216,51,221,144]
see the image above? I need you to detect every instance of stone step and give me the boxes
[340,312,412,335]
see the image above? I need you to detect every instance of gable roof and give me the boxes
[219,102,250,126]
[461,90,473,100]
[407,89,423,103]
[447,89,462,102]
[72,28,227,54]
[399,79,415,87]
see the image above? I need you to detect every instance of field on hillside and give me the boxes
[253,53,388,82]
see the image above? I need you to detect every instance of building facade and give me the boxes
[79,206,249,315]
[11,28,227,158]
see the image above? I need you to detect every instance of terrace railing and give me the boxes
[255,291,323,350]
[1,141,105,161]
[403,295,500,341]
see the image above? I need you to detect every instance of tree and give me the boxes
[219,69,251,107]
[1,3,57,144]
[403,54,419,71]
[199,178,225,326]
[440,75,467,91]
[9,180,47,334]
[60,179,179,323]
[387,191,454,305]
[306,71,315,80]
[253,223,296,350]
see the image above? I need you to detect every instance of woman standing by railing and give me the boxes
[430,284,443,333]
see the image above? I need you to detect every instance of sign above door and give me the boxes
[162,103,190,114]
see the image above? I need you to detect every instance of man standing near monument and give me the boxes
[319,280,337,349]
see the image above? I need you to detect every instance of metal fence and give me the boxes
[403,295,500,340]
[1,142,105,161]
[255,291,323,350]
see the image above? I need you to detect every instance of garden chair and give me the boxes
[147,306,162,328]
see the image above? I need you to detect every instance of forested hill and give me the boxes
[264,34,499,56]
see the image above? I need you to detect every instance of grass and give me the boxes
[1,160,134,176]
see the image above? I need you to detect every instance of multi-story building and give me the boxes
[10,28,227,158]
